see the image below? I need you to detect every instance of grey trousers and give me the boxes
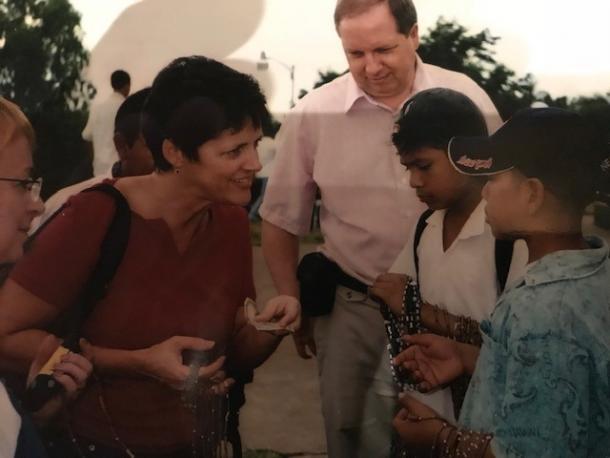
[313,285,398,458]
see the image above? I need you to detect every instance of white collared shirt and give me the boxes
[390,200,528,321]
[261,56,502,284]
[388,201,528,421]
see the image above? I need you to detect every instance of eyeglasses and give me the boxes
[0,177,43,200]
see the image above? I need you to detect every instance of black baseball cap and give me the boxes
[448,107,603,177]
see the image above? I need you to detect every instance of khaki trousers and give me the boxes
[313,286,398,458]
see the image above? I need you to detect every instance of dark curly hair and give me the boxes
[143,56,271,171]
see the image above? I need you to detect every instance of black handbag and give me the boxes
[296,252,340,317]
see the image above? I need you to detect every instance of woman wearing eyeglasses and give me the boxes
[0,97,93,457]
[0,103,43,264]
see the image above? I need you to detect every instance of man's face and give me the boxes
[338,1,419,106]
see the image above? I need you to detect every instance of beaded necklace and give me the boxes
[379,277,423,392]
[64,367,231,458]
[378,278,424,458]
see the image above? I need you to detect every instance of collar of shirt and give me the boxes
[343,55,427,114]
[523,236,608,287]
[425,199,488,243]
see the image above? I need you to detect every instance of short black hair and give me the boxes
[393,88,488,156]
[143,56,271,172]
[114,88,151,147]
[111,70,131,91]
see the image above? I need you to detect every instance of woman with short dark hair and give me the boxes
[0,57,300,457]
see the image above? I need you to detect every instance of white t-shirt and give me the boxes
[388,200,528,421]
[82,91,124,175]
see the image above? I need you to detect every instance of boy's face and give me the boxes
[400,146,477,210]
[482,169,530,238]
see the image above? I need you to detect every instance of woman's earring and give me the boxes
[175,167,181,175]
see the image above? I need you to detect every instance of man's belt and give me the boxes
[336,269,368,295]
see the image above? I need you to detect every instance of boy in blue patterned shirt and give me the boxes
[391,107,610,457]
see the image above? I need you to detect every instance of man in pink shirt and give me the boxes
[260,1,501,456]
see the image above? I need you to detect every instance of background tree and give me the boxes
[0,0,95,198]
[417,18,539,119]
[298,69,348,100]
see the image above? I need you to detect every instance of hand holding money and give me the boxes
[244,296,301,334]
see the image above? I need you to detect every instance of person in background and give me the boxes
[82,69,131,176]
[34,87,154,230]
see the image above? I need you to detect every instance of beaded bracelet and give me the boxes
[432,423,494,458]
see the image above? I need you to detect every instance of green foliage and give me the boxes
[0,0,95,198]
[567,93,610,141]
[298,69,348,100]
[418,18,537,119]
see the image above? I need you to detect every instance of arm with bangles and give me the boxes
[370,273,482,345]
[392,334,494,457]
[393,394,495,458]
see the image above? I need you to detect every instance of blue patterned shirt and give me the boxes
[460,236,610,457]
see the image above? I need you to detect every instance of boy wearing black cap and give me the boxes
[370,88,527,420]
[392,107,610,457]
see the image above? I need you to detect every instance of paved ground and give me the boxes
[240,243,327,457]
[239,214,610,456]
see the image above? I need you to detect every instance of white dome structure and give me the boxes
[84,0,274,100]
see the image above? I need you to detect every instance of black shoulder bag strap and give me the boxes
[22,183,131,411]
[38,183,132,347]
[413,208,434,281]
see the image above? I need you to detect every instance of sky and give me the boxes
[69,0,610,113]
